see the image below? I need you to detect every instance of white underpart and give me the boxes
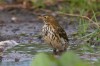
[61,38,66,45]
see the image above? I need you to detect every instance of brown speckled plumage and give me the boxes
[39,15,69,55]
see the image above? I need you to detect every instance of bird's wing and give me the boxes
[56,26,69,41]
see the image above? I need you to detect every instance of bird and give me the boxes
[39,15,69,55]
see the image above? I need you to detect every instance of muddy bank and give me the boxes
[0,9,78,44]
[0,9,99,64]
[0,10,42,44]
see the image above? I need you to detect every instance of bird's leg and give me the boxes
[64,44,67,51]
[53,48,57,55]
[58,50,64,55]
[64,48,66,51]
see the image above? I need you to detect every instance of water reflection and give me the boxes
[0,60,31,66]
[0,43,100,66]
[0,43,51,66]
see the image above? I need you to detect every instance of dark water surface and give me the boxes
[0,43,51,66]
[0,60,31,66]
[0,10,100,66]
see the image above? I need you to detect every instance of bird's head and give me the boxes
[39,15,56,24]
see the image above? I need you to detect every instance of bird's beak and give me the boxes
[38,15,43,20]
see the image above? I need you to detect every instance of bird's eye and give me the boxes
[44,16,48,19]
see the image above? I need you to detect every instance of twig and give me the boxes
[56,12,100,28]
[62,13,94,22]
[39,9,100,28]
[79,30,97,39]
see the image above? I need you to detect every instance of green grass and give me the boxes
[0,0,5,4]
[31,0,45,8]
[30,51,95,66]
[0,0,99,65]
[29,1,100,65]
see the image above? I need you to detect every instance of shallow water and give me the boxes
[0,10,100,66]
[0,43,51,66]
[0,43,100,66]
[0,60,31,66]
